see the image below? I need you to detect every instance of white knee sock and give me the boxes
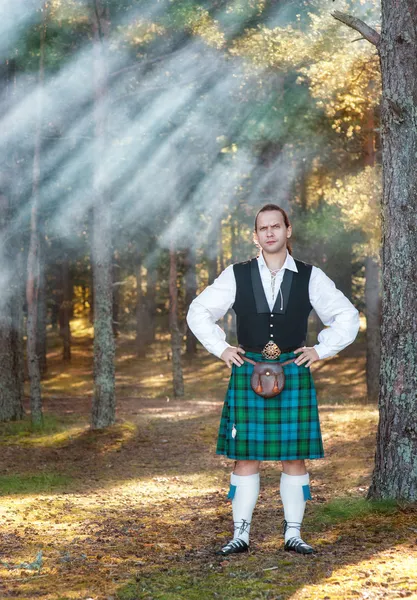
[228,472,260,545]
[280,472,311,542]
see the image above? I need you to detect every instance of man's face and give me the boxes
[254,210,292,255]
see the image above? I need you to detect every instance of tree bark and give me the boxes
[145,263,157,344]
[59,255,72,361]
[207,222,221,284]
[27,4,48,426]
[334,5,417,499]
[135,255,148,357]
[112,254,120,337]
[169,247,184,397]
[365,256,381,402]
[231,218,239,262]
[36,234,47,377]
[0,194,24,422]
[184,247,197,356]
[367,3,417,499]
[90,0,115,429]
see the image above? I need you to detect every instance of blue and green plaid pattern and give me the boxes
[216,351,324,461]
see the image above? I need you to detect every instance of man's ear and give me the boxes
[287,225,292,239]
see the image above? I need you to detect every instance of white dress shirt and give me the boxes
[186,251,360,360]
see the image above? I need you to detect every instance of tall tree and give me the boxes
[0,193,24,422]
[59,254,72,361]
[36,232,47,376]
[184,247,197,356]
[112,251,121,337]
[90,0,115,429]
[169,246,184,397]
[333,7,417,499]
[145,265,157,345]
[27,2,49,425]
[135,254,150,357]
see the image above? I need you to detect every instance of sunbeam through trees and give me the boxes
[0,0,416,598]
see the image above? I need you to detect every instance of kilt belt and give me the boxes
[216,351,324,461]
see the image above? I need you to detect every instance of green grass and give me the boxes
[116,571,290,600]
[312,497,398,527]
[0,414,68,438]
[0,414,87,448]
[0,472,73,495]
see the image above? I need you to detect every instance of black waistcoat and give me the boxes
[232,258,313,350]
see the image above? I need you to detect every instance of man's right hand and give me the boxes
[220,346,245,368]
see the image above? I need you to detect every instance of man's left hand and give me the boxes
[294,346,320,368]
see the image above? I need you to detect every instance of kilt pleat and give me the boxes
[216,351,324,461]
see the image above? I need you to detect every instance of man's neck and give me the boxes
[261,248,288,271]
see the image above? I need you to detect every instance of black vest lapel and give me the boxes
[250,259,270,313]
[272,269,294,314]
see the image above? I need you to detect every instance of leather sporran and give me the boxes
[242,356,295,399]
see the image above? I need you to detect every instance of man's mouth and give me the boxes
[266,240,276,244]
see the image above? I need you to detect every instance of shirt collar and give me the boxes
[257,250,298,273]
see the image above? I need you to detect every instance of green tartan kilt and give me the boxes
[216,351,324,461]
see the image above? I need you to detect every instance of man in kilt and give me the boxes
[187,204,360,556]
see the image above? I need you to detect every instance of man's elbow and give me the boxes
[186,299,200,331]
[186,305,194,328]
[351,308,361,341]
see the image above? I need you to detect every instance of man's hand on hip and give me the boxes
[294,346,320,368]
[221,346,245,368]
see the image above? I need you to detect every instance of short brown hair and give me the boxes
[254,204,293,255]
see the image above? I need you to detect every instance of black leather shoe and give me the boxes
[284,537,315,555]
[215,538,249,556]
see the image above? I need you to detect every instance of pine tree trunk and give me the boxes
[36,235,47,377]
[231,219,238,262]
[368,4,417,500]
[135,255,147,357]
[364,103,381,403]
[169,248,184,398]
[90,0,115,429]
[145,264,157,344]
[14,250,25,408]
[27,5,48,425]
[184,247,197,356]
[365,256,381,403]
[59,256,72,361]
[112,254,120,337]
[207,255,218,286]
[207,224,220,284]
[0,194,24,422]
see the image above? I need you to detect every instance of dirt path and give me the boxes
[1,341,417,599]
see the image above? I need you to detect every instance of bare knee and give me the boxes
[281,459,306,475]
[233,460,260,475]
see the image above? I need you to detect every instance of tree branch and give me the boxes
[331,11,380,47]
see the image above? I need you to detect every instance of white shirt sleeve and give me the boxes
[186,264,236,359]
[310,266,360,359]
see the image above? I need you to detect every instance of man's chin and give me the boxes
[262,243,284,254]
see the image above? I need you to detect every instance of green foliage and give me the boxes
[313,497,398,527]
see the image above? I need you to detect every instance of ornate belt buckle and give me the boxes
[262,341,281,360]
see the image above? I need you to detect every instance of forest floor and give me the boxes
[1,321,417,600]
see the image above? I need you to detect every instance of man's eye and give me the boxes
[273,224,280,229]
